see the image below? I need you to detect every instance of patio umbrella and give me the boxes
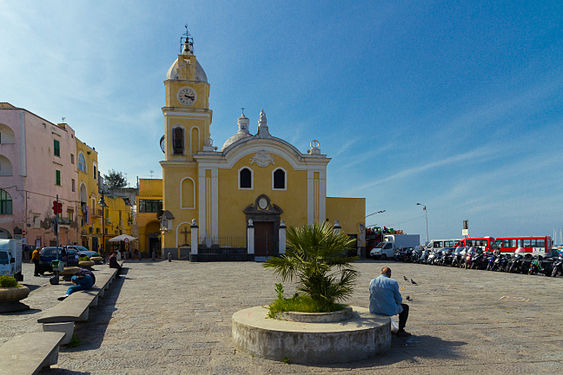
[109,234,137,242]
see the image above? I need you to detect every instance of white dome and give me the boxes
[221,133,252,151]
[166,58,208,82]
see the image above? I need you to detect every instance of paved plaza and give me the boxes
[1,260,562,374]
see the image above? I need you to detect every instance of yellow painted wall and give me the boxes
[162,166,197,249]
[325,197,365,237]
[137,179,163,254]
[75,138,101,250]
[104,196,132,238]
[217,154,308,244]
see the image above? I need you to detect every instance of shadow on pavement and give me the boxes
[322,335,467,369]
[40,370,91,375]
[22,283,42,292]
[60,268,129,353]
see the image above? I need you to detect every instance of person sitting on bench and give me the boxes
[58,268,96,301]
[369,266,411,337]
[109,251,122,270]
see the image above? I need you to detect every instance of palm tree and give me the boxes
[264,222,358,311]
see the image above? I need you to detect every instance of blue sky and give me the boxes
[1,0,562,241]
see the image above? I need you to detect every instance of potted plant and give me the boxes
[264,222,357,319]
[0,275,30,312]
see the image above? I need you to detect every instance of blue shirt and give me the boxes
[369,274,403,316]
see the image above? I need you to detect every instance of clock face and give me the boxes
[177,86,197,106]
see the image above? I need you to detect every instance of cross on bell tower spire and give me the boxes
[180,24,194,55]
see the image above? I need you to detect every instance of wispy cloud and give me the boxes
[352,146,498,193]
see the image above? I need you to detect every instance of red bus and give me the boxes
[492,236,552,255]
[454,237,495,252]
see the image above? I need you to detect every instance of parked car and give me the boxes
[38,246,79,274]
[65,245,99,258]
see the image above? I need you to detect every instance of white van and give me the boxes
[0,239,23,281]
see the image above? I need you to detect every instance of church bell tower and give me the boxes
[161,28,213,256]
[163,28,212,161]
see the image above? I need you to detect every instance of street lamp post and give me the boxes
[365,209,386,218]
[98,193,107,255]
[416,203,429,245]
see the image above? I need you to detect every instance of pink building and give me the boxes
[0,103,80,247]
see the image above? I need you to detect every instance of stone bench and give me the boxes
[36,267,122,344]
[0,331,65,375]
[37,288,102,344]
[95,268,118,297]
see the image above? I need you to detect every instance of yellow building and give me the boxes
[136,179,163,256]
[76,139,102,250]
[158,33,365,261]
[103,194,133,249]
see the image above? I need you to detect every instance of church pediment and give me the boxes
[243,194,283,216]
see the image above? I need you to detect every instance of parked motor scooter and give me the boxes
[486,253,498,271]
[471,250,488,270]
[528,256,544,275]
[464,247,476,269]
[451,247,466,267]
[551,255,563,277]
[520,254,534,274]
[508,254,524,273]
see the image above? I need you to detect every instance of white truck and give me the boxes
[0,239,23,281]
[370,234,420,259]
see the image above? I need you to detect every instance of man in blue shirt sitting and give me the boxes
[369,266,411,337]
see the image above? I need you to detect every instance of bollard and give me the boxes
[168,251,172,262]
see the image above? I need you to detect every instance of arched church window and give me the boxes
[0,189,12,215]
[78,153,86,173]
[239,168,252,189]
[173,127,185,155]
[273,168,286,190]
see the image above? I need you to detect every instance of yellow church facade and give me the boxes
[158,34,365,261]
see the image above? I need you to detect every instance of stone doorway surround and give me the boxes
[243,194,283,257]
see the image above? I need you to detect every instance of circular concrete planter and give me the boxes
[0,285,30,313]
[0,285,30,302]
[232,305,391,364]
[279,307,353,323]
[78,260,94,268]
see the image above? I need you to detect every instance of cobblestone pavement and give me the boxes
[1,260,562,374]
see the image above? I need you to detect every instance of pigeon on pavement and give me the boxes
[403,276,408,281]
[411,279,418,285]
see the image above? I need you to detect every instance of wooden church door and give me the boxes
[254,222,274,256]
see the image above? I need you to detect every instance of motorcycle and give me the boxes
[471,250,488,270]
[419,249,430,264]
[508,254,524,273]
[551,255,563,277]
[492,254,509,272]
[451,247,466,267]
[520,254,533,274]
[441,248,455,266]
[528,256,543,275]
[426,249,439,265]
[486,253,498,271]
[465,247,477,269]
